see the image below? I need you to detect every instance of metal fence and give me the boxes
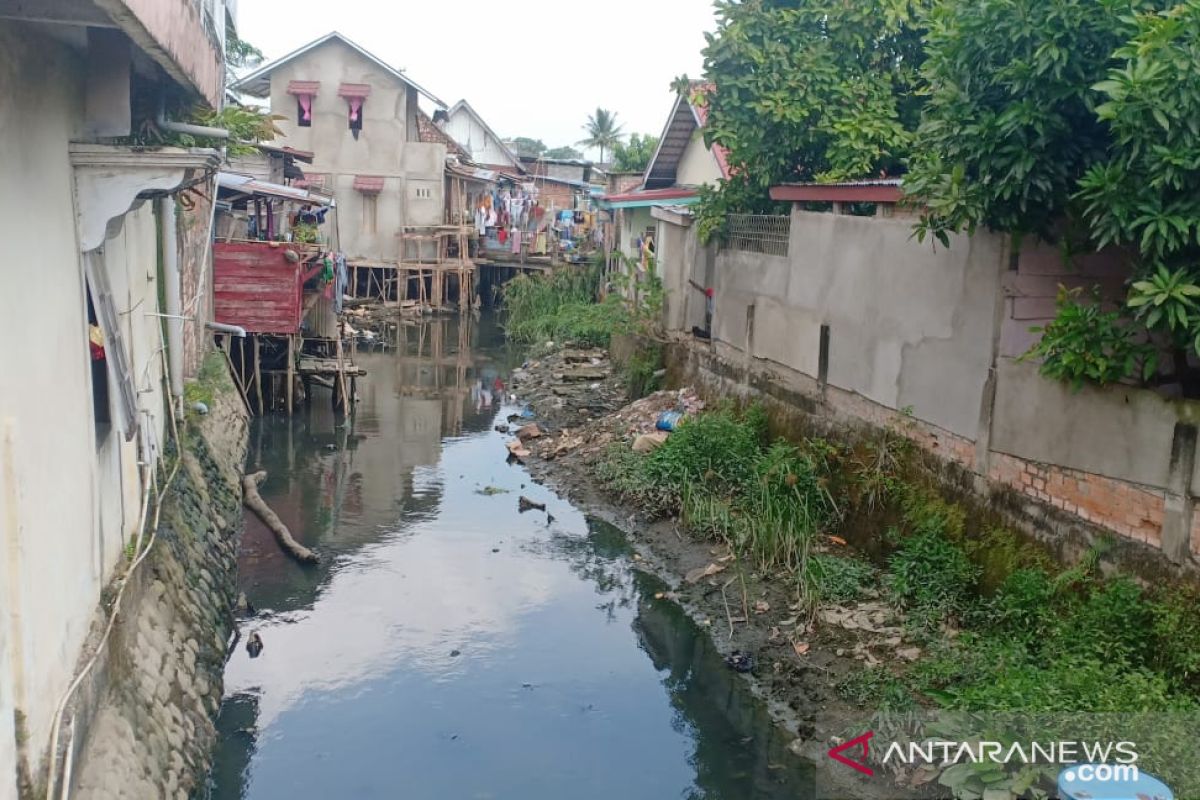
[722,214,791,257]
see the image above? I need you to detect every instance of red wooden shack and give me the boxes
[213,242,304,334]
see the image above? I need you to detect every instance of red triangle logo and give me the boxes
[828,731,875,776]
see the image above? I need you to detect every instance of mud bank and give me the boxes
[64,357,248,799]
[508,348,899,800]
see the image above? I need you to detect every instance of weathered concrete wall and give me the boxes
[266,37,446,261]
[660,205,1200,568]
[178,185,216,381]
[0,24,113,791]
[70,357,248,799]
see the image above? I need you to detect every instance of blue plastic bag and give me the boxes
[656,410,684,432]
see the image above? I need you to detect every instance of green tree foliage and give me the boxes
[1076,2,1200,272]
[610,133,660,173]
[544,145,584,160]
[904,0,1152,244]
[509,137,547,158]
[680,0,931,241]
[577,108,625,163]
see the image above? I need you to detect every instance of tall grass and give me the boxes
[502,262,624,346]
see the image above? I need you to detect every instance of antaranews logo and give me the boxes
[827,731,874,776]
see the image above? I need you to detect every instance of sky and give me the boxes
[235,0,717,159]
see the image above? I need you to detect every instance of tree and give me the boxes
[611,133,660,173]
[578,108,625,163]
[544,145,584,160]
[904,0,1159,246]
[680,0,932,241]
[510,137,547,158]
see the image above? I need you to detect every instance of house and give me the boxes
[600,82,731,262]
[234,32,450,268]
[438,100,524,174]
[0,0,231,792]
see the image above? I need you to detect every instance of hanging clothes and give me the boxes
[498,227,508,244]
[510,228,521,255]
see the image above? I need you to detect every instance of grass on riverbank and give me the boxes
[597,403,1200,717]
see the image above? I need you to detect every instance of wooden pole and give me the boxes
[286,334,294,415]
[253,334,264,416]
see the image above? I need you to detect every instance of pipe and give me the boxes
[156,107,230,140]
[159,197,185,407]
[207,321,246,338]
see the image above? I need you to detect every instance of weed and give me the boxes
[837,667,915,710]
[809,554,876,605]
[886,529,980,624]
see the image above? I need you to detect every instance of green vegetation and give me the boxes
[611,133,660,173]
[182,349,231,413]
[685,0,1200,393]
[500,262,623,347]
[676,0,930,241]
[578,107,625,163]
[597,403,1200,721]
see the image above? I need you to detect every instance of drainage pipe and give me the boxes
[207,321,246,338]
[159,197,184,408]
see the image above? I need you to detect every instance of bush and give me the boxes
[810,554,876,605]
[886,529,980,624]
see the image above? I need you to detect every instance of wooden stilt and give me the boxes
[286,334,295,415]
[253,334,264,416]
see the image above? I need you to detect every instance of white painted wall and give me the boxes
[0,21,169,787]
[675,133,722,188]
[442,107,517,170]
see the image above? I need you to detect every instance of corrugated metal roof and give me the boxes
[216,172,331,204]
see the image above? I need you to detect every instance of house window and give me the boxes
[362,194,377,234]
[85,282,112,439]
[286,80,320,128]
[348,98,364,132]
[296,96,312,127]
[415,187,432,199]
[339,83,371,137]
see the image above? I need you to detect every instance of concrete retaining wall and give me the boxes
[69,358,248,799]
[655,205,1200,569]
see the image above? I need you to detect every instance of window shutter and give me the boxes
[85,249,139,441]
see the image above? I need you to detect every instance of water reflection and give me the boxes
[206,314,812,800]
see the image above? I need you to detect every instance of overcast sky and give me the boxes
[236,0,717,159]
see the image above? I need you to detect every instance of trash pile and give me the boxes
[508,386,705,464]
[507,346,629,430]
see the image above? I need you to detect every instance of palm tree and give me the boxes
[578,108,626,163]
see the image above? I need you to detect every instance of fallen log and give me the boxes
[242,471,319,564]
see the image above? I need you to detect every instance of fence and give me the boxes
[722,214,791,257]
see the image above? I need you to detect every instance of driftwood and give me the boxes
[242,471,319,563]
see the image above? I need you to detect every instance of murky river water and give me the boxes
[205,314,813,800]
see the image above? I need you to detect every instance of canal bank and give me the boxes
[204,314,820,799]
[66,354,249,799]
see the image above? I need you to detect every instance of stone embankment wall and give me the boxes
[67,359,248,799]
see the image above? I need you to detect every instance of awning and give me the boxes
[598,186,700,209]
[216,172,331,205]
[338,82,371,98]
[352,175,385,193]
[286,80,320,96]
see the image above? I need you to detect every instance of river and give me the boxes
[204,314,813,799]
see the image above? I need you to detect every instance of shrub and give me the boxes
[886,529,980,623]
[810,554,876,605]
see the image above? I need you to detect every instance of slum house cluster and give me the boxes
[229,35,608,321]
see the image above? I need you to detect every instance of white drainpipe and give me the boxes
[160,197,184,407]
